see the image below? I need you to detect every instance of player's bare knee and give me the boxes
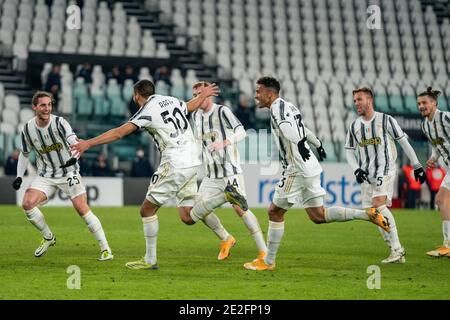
[268,207,284,222]
[22,198,36,211]
[180,213,195,225]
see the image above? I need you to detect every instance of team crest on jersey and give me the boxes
[203,131,219,141]
[39,143,63,154]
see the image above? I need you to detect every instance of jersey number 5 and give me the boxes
[161,109,188,138]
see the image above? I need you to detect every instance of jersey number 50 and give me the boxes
[160,108,188,138]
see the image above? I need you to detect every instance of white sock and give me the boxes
[377,226,391,248]
[82,211,109,252]
[378,206,401,251]
[242,210,267,252]
[324,206,369,222]
[202,212,230,241]
[190,194,226,222]
[25,207,53,239]
[265,220,284,265]
[443,220,450,248]
[143,215,158,265]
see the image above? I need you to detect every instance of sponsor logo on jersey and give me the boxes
[359,137,381,147]
[39,142,63,154]
[431,137,444,146]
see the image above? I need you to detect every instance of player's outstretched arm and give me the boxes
[12,152,29,190]
[71,122,138,156]
[186,83,220,112]
[207,126,246,152]
[397,136,426,183]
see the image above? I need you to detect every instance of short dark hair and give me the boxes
[133,79,155,98]
[352,87,374,99]
[32,91,54,106]
[256,76,280,93]
[418,86,441,103]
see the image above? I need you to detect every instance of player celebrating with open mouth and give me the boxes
[13,91,113,261]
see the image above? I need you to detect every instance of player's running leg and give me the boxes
[233,205,267,260]
[244,202,283,271]
[126,198,160,270]
[371,196,405,263]
[22,188,56,257]
[427,187,450,257]
[72,193,113,261]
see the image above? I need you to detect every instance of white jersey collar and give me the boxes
[34,114,53,129]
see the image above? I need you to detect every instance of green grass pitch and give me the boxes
[0,205,448,300]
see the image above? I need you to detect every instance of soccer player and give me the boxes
[418,87,450,257]
[345,87,426,263]
[244,77,390,271]
[190,81,267,261]
[12,91,113,260]
[71,80,247,270]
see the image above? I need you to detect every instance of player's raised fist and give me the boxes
[12,177,22,190]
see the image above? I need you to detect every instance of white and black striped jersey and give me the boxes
[191,103,243,179]
[270,98,322,177]
[128,94,201,169]
[345,112,404,180]
[421,109,450,167]
[20,115,79,178]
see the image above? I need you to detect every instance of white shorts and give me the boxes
[273,172,326,210]
[146,162,199,207]
[361,175,395,208]
[29,172,86,203]
[440,171,450,191]
[199,174,246,204]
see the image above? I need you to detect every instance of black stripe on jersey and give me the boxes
[350,120,358,144]
[219,106,238,175]
[279,100,286,120]
[138,116,152,122]
[200,113,212,178]
[271,115,288,168]
[440,112,450,141]
[382,114,390,176]
[24,123,45,177]
[360,122,370,174]
[36,127,57,178]
[48,122,67,176]
[347,130,354,149]
[444,114,450,124]
[21,132,29,153]
[388,116,401,139]
[55,117,79,173]
[222,107,242,130]
[439,112,450,163]
[371,119,379,178]
[209,110,222,178]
